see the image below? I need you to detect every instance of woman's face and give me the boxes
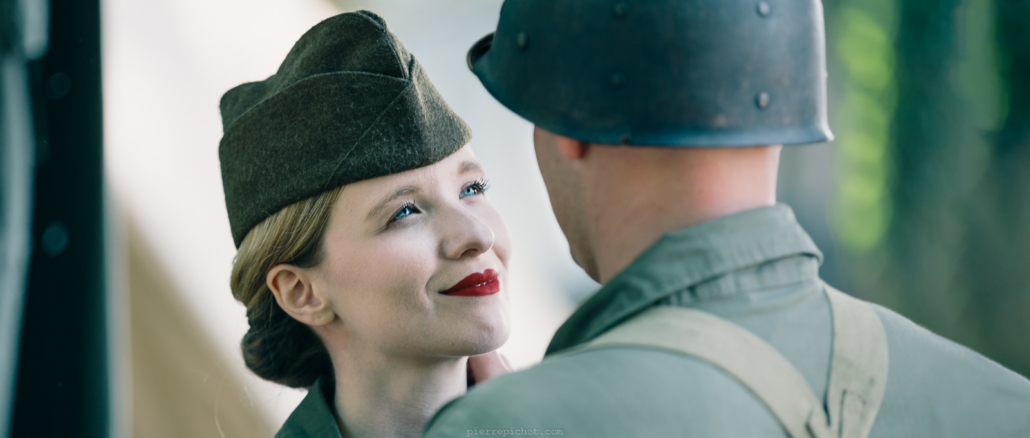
[310,145,512,359]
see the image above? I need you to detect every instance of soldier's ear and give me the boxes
[556,135,590,160]
[266,264,335,327]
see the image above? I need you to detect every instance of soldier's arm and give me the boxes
[423,373,570,438]
[425,349,792,438]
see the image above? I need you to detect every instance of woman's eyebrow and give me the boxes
[458,160,483,175]
[365,185,419,222]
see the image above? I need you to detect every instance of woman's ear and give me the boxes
[556,135,590,160]
[266,264,335,327]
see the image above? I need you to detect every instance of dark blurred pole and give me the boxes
[995,0,1030,158]
[0,0,42,435]
[878,0,1030,378]
[987,0,1030,376]
[9,0,109,435]
[956,0,1030,377]
[884,0,968,327]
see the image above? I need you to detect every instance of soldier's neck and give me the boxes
[584,145,781,284]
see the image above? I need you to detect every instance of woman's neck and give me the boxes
[331,349,467,438]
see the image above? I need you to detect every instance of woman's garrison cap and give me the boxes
[219,11,471,248]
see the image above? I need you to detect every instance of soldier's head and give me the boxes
[468,0,833,281]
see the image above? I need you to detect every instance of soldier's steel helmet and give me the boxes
[467,0,834,147]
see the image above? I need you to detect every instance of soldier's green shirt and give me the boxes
[424,205,1030,437]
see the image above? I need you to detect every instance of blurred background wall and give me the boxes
[2,0,1026,435]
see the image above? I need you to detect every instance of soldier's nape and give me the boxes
[534,126,783,284]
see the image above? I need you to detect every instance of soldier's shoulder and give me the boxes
[870,302,1029,385]
[866,302,1030,436]
[424,347,786,437]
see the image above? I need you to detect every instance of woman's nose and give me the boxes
[440,205,495,260]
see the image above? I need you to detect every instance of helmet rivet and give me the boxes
[756,2,771,17]
[610,73,625,87]
[613,2,628,17]
[621,133,632,144]
[516,32,529,50]
[756,92,770,109]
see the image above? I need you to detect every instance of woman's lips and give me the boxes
[441,269,500,297]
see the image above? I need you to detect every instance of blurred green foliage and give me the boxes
[831,4,896,253]
[828,0,1030,377]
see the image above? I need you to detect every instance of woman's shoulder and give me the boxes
[276,377,343,438]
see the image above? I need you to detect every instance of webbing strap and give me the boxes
[824,286,889,438]
[561,286,888,438]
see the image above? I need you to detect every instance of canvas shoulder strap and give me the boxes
[560,285,888,438]
[822,286,889,438]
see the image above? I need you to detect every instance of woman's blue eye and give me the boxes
[461,180,490,198]
[391,204,417,222]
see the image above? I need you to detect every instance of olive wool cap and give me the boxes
[219,11,472,247]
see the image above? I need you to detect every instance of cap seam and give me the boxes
[385,35,408,80]
[353,11,409,81]
[318,81,414,194]
[221,71,409,134]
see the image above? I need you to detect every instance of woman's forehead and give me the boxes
[335,146,483,210]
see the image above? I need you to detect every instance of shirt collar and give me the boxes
[545,204,822,355]
[277,376,343,438]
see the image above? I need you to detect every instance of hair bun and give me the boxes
[240,304,333,388]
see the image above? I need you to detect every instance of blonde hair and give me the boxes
[230,186,344,388]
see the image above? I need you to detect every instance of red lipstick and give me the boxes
[441,269,500,297]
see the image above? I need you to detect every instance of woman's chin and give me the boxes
[468,332,510,356]
[438,299,510,352]
[440,320,511,357]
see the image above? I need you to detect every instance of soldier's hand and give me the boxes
[467,351,513,387]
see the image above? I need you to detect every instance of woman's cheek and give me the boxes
[327,234,427,295]
[483,205,513,267]
[371,232,438,291]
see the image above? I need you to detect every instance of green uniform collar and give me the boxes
[276,376,342,438]
[545,204,822,356]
